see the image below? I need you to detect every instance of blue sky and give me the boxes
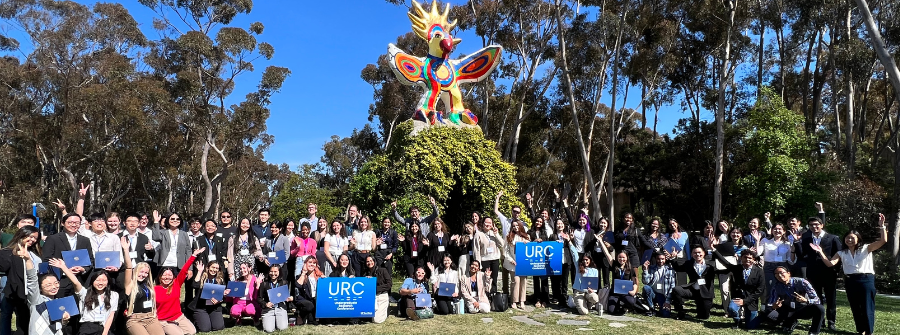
[88,0,704,168]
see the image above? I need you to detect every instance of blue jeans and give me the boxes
[642,285,670,317]
[0,275,10,335]
[728,301,758,328]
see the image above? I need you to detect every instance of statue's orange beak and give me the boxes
[440,38,453,56]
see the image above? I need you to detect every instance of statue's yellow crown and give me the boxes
[408,0,457,40]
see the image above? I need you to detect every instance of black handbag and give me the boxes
[490,291,509,312]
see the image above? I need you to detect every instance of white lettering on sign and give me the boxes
[327,281,366,296]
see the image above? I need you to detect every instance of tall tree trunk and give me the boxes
[846,5,855,178]
[756,0,765,100]
[714,0,737,223]
[554,0,603,225]
[854,0,900,262]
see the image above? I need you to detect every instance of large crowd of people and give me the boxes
[0,186,888,335]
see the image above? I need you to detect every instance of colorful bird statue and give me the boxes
[387,0,502,126]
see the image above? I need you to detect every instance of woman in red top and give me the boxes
[156,247,205,335]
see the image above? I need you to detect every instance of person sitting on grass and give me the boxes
[399,267,431,320]
[460,260,492,314]
[754,266,824,335]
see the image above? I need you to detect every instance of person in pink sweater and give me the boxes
[293,222,318,277]
[228,263,261,325]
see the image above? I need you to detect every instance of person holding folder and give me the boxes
[25,244,77,335]
[189,261,227,332]
[227,263,260,326]
[608,252,640,315]
[54,254,121,335]
[399,267,430,320]
[257,265,294,333]
[42,213,94,297]
[428,255,459,315]
[227,219,263,280]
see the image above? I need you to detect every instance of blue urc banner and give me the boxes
[515,241,563,276]
[315,277,377,318]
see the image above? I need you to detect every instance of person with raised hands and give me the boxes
[810,213,887,335]
[670,246,717,320]
[525,192,555,238]
[121,237,165,335]
[799,202,842,331]
[155,246,204,335]
[494,190,527,237]
[642,252,676,317]
[26,248,75,335]
[188,261,227,332]
[710,236,765,330]
[758,266,824,334]
[757,223,796,303]
[53,247,123,335]
[473,217,503,293]
[392,197,440,238]
[460,260,492,314]
[428,255,459,315]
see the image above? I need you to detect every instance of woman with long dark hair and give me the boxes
[529,217,551,307]
[0,225,42,335]
[426,218,450,271]
[549,218,573,306]
[362,255,392,323]
[473,217,503,293]
[257,265,294,333]
[584,217,612,290]
[504,219,531,310]
[322,220,348,277]
[398,221,429,278]
[293,222,317,278]
[329,253,354,278]
[59,265,117,335]
[757,223,795,303]
[227,218,263,280]
[812,213,887,335]
[428,255,459,315]
[312,218,329,277]
[607,251,640,315]
[615,213,642,284]
[572,254,600,315]
[227,263,260,326]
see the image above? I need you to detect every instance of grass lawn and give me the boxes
[13,281,900,334]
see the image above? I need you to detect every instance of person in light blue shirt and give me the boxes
[399,267,431,320]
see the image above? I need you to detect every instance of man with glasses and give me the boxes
[798,202,841,331]
[755,266,824,334]
[493,190,527,236]
[392,197,439,237]
[41,213,94,296]
[217,210,237,241]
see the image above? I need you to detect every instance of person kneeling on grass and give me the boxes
[399,267,432,320]
[572,254,601,315]
[752,266,824,335]
[460,260,492,314]
[642,252,675,317]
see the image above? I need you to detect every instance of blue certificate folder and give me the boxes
[580,277,599,291]
[437,282,456,297]
[94,251,120,269]
[415,294,432,308]
[267,250,287,265]
[226,281,247,298]
[46,296,79,321]
[268,285,290,304]
[613,279,633,295]
[641,250,653,264]
[62,249,91,267]
[201,283,226,301]
[664,238,682,254]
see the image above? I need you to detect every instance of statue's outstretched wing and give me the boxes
[451,45,502,84]
[388,44,426,86]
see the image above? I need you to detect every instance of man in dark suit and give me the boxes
[712,247,765,329]
[41,213,94,296]
[798,202,841,331]
[670,245,717,320]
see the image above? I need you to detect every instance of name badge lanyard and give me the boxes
[207,237,215,253]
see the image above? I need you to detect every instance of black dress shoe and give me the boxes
[827,321,836,331]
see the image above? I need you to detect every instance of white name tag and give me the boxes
[487,247,495,254]
[697,279,706,286]
[381,244,388,250]
[790,302,796,309]
[143,301,152,309]
[438,246,445,252]
[268,252,276,258]
[129,251,138,259]
[208,255,217,261]
[319,247,324,252]
[594,247,602,253]
[656,283,663,290]
[240,249,249,256]
[621,241,629,246]
[216,233,223,237]
[469,251,473,256]
[412,251,418,257]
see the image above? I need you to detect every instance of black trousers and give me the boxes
[480,259,500,293]
[295,299,317,325]
[77,322,107,335]
[374,249,392,273]
[404,257,426,278]
[353,251,370,277]
[806,267,837,323]
[7,295,29,335]
[192,307,225,332]
[607,294,637,315]
[551,263,571,303]
[434,296,455,315]
[780,303,825,334]
[672,285,713,319]
[845,274,876,335]
[598,265,611,288]
[532,276,550,304]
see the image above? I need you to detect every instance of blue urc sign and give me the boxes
[315,277,376,318]
[515,241,563,276]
